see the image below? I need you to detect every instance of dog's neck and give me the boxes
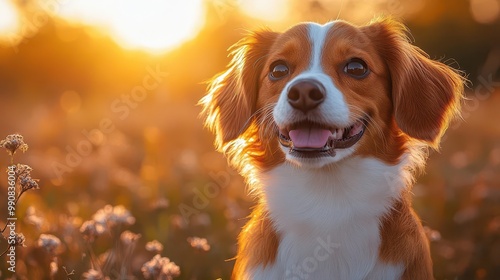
[249,156,410,278]
[257,156,409,232]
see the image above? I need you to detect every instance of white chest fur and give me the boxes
[249,156,406,280]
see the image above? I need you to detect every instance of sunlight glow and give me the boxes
[57,0,205,53]
[470,0,500,24]
[0,0,19,41]
[239,0,288,22]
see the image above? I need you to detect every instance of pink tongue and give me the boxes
[289,128,331,148]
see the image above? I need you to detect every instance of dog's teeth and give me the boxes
[337,129,344,140]
[331,130,338,139]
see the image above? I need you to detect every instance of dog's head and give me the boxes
[201,18,463,170]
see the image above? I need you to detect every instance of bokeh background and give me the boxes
[0,0,499,279]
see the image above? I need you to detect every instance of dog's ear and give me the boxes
[364,18,464,148]
[200,30,278,150]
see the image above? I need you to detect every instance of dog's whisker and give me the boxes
[347,105,391,152]
[236,103,276,137]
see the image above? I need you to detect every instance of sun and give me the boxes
[0,0,19,42]
[57,0,205,54]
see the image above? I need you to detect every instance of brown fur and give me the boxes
[232,204,280,279]
[200,29,279,148]
[362,18,463,147]
[380,192,434,279]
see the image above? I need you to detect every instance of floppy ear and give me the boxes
[200,30,278,150]
[364,18,464,147]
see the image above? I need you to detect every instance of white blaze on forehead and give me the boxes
[289,21,350,127]
[308,22,335,71]
[273,20,352,155]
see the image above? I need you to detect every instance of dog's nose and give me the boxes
[287,80,325,113]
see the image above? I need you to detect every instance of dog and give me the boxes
[201,17,464,279]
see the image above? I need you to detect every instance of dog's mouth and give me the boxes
[278,119,366,158]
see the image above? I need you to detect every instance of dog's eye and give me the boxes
[269,61,289,80]
[344,58,369,78]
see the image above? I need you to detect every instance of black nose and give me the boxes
[287,80,325,113]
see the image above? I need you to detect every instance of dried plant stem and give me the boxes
[85,241,102,273]
[0,246,9,257]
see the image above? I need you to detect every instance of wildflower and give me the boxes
[92,204,135,230]
[0,134,28,156]
[13,233,26,247]
[145,240,164,254]
[14,164,39,192]
[153,197,170,210]
[80,220,105,242]
[50,260,58,277]
[161,261,181,279]
[19,176,39,192]
[25,206,44,230]
[26,213,44,230]
[170,215,187,230]
[141,254,180,280]
[14,164,32,179]
[37,234,62,255]
[120,230,141,245]
[423,226,442,242]
[187,237,211,252]
[82,268,109,280]
[109,205,136,226]
[92,205,113,226]
[141,254,162,279]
